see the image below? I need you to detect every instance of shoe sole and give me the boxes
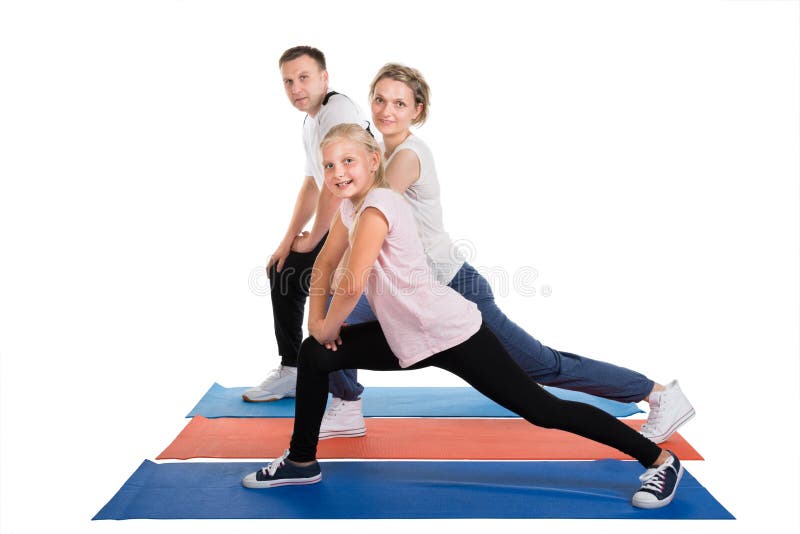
[241,394,296,403]
[642,407,696,444]
[631,464,684,509]
[242,473,322,489]
[318,428,367,440]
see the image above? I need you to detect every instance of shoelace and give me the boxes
[641,397,665,432]
[638,460,672,494]
[322,400,346,420]
[262,449,290,477]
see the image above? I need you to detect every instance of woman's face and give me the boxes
[371,78,422,137]
[322,139,379,202]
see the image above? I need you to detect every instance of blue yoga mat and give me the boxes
[94,459,732,520]
[187,383,643,419]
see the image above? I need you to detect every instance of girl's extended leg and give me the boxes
[426,324,662,466]
[251,322,680,508]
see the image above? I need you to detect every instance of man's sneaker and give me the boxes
[319,398,366,440]
[640,379,695,444]
[242,365,297,402]
[242,450,322,489]
[632,450,684,509]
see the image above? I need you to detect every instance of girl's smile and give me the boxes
[322,139,379,203]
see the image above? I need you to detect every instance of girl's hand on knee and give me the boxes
[310,319,342,350]
[309,319,326,345]
[324,336,343,351]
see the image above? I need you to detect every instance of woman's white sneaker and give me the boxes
[319,398,366,439]
[640,380,695,444]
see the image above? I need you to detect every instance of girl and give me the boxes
[318,64,694,445]
[242,124,683,509]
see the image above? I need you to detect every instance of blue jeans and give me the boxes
[328,262,654,403]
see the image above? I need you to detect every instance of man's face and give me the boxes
[280,55,328,115]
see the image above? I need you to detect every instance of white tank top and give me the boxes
[385,135,465,285]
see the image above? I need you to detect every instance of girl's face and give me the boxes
[371,78,422,137]
[322,139,380,202]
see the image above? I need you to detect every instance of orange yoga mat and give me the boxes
[157,416,703,461]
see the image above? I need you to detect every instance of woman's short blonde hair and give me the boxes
[369,63,431,126]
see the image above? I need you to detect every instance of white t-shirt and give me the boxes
[386,135,464,285]
[339,188,481,368]
[303,91,371,188]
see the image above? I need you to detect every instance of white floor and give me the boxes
[2,1,799,533]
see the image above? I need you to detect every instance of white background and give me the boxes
[1,1,798,533]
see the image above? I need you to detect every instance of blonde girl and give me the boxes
[242,123,684,509]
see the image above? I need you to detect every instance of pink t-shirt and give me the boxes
[339,188,481,368]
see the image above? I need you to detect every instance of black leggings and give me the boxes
[267,233,328,367]
[289,322,662,467]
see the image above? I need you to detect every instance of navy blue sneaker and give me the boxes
[242,450,322,488]
[632,450,684,509]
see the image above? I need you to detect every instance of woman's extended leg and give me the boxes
[449,262,654,403]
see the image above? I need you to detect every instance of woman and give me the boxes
[319,64,694,446]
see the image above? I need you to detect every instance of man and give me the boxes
[243,46,368,438]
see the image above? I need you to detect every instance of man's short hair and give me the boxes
[279,46,326,71]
